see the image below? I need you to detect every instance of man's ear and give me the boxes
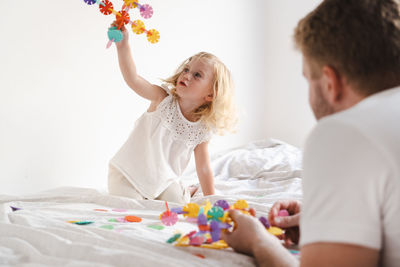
[205,93,213,102]
[321,65,343,104]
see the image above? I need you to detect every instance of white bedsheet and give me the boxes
[0,139,302,266]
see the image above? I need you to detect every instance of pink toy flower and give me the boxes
[140,4,153,19]
[161,211,178,226]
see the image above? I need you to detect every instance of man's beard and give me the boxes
[312,86,335,120]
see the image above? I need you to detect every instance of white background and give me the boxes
[0,0,320,195]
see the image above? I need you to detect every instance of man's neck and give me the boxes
[334,85,367,113]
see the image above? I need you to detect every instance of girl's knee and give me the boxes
[157,182,190,204]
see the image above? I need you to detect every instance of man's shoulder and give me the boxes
[309,87,400,146]
[305,87,400,176]
[305,115,359,147]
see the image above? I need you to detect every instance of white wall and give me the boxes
[0,0,320,195]
[261,1,321,147]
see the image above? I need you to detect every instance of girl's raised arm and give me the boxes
[114,24,167,103]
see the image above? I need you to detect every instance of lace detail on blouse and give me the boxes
[155,95,212,147]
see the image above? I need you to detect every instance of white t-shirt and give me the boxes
[110,85,211,199]
[300,86,400,267]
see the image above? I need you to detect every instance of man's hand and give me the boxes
[221,209,272,255]
[268,200,301,245]
[222,209,298,267]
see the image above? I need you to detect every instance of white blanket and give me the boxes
[0,139,302,266]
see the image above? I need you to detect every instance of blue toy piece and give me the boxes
[207,206,224,221]
[107,26,124,42]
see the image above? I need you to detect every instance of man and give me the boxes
[222,0,400,266]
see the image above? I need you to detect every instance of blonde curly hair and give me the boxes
[163,52,237,135]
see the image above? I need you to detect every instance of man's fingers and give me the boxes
[220,231,230,242]
[274,213,300,228]
[269,205,279,219]
[227,209,240,221]
[268,200,292,220]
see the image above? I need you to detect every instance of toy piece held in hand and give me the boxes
[258,209,289,236]
[83,0,160,48]
[278,209,290,217]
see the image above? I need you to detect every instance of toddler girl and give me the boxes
[108,23,236,204]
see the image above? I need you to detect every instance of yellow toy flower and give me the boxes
[201,240,229,249]
[267,226,284,236]
[131,20,145,35]
[147,29,160,44]
[233,199,249,210]
[220,211,230,223]
[202,200,212,215]
[183,203,200,218]
[124,0,138,8]
[175,236,190,246]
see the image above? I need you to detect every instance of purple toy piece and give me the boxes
[214,199,230,210]
[83,0,96,5]
[209,220,220,231]
[197,213,208,225]
[171,207,185,214]
[210,220,221,242]
[10,206,21,212]
[259,216,270,229]
[219,222,232,229]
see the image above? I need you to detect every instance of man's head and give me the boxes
[294,0,400,120]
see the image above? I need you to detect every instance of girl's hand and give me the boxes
[110,21,129,48]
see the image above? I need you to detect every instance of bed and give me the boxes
[0,139,302,266]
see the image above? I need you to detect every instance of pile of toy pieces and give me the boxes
[160,199,286,249]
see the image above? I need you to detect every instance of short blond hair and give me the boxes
[163,52,237,135]
[294,0,400,95]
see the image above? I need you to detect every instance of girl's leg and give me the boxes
[108,164,145,200]
[156,181,190,205]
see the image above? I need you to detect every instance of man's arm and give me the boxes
[222,209,379,267]
[301,243,379,267]
[222,210,298,267]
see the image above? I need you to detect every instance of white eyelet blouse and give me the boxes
[110,84,212,199]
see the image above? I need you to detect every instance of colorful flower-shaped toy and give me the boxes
[83,0,160,47]
[164,199,285,250]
